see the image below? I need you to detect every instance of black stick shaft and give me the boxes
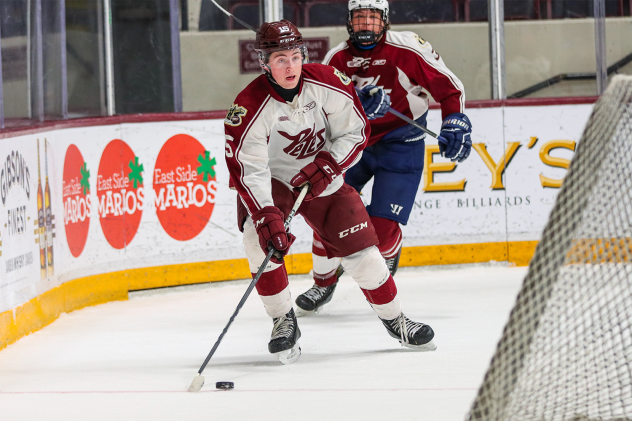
[195,248,275,375]
[386,108,439,139]
[195,185,308,376]
[354,86,439,139]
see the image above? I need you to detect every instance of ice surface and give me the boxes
[0,264,526,421]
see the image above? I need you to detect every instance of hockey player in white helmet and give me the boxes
[295,0,472,315]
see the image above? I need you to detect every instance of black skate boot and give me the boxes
[385,248,402,276]
[380,313,437,351]
[268,308,302,364]
[295,266,344,315]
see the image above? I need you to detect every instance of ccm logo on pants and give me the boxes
[339,221,368,238]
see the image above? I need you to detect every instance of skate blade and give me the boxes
[276,343,301,365]
[401,339,437,352]
[295,307,318,318]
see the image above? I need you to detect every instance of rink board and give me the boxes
[0,101,593,349]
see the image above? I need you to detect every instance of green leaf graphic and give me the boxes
[128,156,144,188]
[80,162,90,195]
[197,151,216,182]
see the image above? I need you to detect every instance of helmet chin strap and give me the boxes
[354,30,379,45]
[265,70,280,86]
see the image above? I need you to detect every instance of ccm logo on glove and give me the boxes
[339,221,369,238]
[290,151,343,201]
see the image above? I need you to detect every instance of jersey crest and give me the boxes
[413,34,427,47]
[280,124,326,159]
[347,57,371,69]
[333,68,352,85]
[225,103,248,126]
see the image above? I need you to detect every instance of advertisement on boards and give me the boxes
[0,102,594,314]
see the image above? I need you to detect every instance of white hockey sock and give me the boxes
[313,254,341,279]
[341,246,390,290]
[370,295,402,321]
[259,286,293,319]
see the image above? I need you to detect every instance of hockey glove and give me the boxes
[290,151,343,201]
[438,113,472,163]
[251,206,296,264]
[358,85,391,120]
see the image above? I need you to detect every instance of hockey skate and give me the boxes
[295,266,344,316]
[385,248,402,276]
[381,313,437,351]
[269,308,302,364]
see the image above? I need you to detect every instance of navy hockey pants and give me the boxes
[345,138,425,225]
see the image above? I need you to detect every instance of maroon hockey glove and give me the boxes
[251,206,296,264]
[290,151,343,201]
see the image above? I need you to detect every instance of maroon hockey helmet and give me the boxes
[255,20,309,71]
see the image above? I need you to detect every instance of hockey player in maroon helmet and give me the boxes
[225,20,436,364]
[295,0,472,315]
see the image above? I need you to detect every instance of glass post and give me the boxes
[263,0,283,22]
[103,0,114,115]
[488,0,505,100]
[170,0,183,112]
[594,0,607,95]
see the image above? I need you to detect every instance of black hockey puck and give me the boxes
[216,381,234,390]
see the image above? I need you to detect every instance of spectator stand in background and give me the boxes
[197,0,631,30]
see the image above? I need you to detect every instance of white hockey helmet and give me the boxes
[347,0,390,45]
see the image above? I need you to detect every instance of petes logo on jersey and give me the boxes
[280,124,326,159]
[225,103,247,126]
[333,68,352,85]
[347,57,371,69]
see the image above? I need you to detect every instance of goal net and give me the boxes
[467,75,632,421]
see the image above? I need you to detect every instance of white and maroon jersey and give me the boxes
[225,63,370,216]
[323,31,465,145]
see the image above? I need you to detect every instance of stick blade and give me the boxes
[188,374,205,392]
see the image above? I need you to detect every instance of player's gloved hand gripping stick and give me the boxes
[355,86,472,163]
[188,184,309,393]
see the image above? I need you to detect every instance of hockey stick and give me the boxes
[355,87,439,139]
[386,107,439,139]
[188,184,309,393]
[208,0,257,32]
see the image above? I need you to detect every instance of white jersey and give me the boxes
[225,63,370,215]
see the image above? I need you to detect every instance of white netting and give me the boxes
[467,75,632,421]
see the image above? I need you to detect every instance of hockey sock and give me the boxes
[370,216,402,259]
[363,276,402,320]
[255,264,289,297]
[361,274,398,305]
[312,232,341,287]
[256,265,292,319]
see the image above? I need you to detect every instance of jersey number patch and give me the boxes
[334,68,352,85]
[225,104,248,126]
